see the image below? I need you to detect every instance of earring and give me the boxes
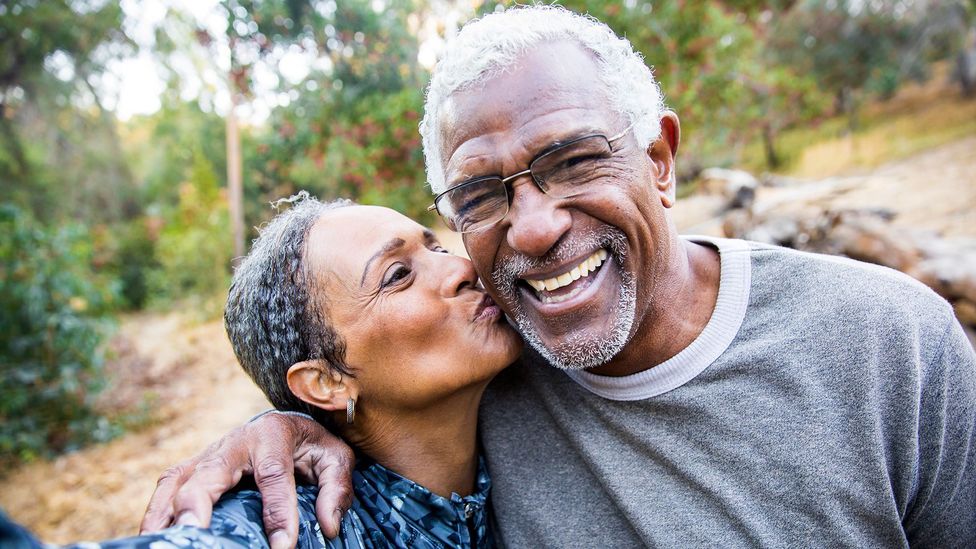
[346,397,356,425]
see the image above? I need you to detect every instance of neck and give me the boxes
[588,238,721,377]
[342,383,486,498]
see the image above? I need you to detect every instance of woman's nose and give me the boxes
[439,254,479,297]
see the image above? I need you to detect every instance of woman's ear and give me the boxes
[646,110,681,208]
[287,360,359,413]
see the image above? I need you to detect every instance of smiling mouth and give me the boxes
[521,249,609,305]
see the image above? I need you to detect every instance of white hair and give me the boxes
[420,4,667,194]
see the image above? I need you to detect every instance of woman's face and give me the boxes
[305,205,522,412]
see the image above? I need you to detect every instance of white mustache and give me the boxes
[491,227,628,299]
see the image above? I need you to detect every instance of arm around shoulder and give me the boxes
[140,410,355,548]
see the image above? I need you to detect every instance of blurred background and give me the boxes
[1,0,974,542]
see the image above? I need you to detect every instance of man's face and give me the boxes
[437,41,678,371]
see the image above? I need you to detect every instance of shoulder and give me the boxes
[690,238,963,371]
[745,240,952,334]
[212,487,335,548]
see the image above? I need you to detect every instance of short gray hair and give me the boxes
[420,4,666,193]
[224,194,353,422]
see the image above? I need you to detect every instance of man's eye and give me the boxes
[560,154,602,170]
[383,265,411,287]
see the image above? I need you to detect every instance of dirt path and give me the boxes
[0,313,270,543]
[672,135,976,239]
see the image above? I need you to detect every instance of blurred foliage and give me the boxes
[223,0,433,222]
[0,205,121,468]
[0,0,135,224]
[146,150,233,313]
[1,0,974,465]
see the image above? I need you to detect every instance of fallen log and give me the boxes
[722,205,976,328]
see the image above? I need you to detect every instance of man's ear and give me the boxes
[646,110,681,208]
[286,360,359,413]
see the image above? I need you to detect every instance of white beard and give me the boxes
[491,227,637,371]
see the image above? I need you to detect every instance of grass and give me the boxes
[739,62,976,178]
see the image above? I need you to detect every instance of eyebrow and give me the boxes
[359,229,437,287]
[361,237,406,287]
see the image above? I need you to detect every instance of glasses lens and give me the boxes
[531,136,612,197]
[436,178,508,233]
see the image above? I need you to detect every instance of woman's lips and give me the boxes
[473,293,502,322]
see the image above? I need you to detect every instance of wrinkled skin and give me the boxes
[140,412,353,546]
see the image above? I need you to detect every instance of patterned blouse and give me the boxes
[1,458,493,549]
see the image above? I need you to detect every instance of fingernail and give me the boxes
[175,512,200,527]
[269,530,291,549]
[332,510,343,532]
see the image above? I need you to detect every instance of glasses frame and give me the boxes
[428,124,634,233]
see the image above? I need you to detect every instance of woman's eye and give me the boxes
[434,246,450,254]
[383,265,411,287]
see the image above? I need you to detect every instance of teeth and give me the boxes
[522,249,608,296]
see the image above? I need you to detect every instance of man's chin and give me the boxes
[514,317,633,371]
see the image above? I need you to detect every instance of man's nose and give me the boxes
[505,177,572,258]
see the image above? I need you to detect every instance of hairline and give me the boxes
[420,6,666,194]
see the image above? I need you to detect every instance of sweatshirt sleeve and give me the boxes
[904,314,976,548]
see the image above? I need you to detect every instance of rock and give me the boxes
[759,173,807,188]
[699,168,759,210]
[913,253,976,305]
[955,300,976,327]
[825,210,921,273]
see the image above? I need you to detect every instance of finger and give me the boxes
[304,441,355,539]
[251,436,299,549]
[170,451,246,529]
[140,461,193,533]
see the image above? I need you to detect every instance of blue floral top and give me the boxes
[1,459,493,549]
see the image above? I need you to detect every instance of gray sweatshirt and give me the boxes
[480,237,976,548]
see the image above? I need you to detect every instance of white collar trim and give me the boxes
[563,236,751,401]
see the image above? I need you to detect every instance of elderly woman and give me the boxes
[215,195,522,547]
[1,195,521,549]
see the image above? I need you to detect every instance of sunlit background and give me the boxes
[1,0,974,542]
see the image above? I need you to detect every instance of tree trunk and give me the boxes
[226,91,245,265]
[762,122,781,169]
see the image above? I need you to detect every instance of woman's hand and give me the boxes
[139,412,355,549]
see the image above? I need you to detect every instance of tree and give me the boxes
[222,0,433,223]
[768,0,924,130]
[0,0,135,224]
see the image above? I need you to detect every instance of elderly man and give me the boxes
[141,6,976,547]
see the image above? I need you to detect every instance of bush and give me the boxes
[145,150,232,314]
[99,218,161,310]
[0,204,121,468]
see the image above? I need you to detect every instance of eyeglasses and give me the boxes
[428,124,633,234]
